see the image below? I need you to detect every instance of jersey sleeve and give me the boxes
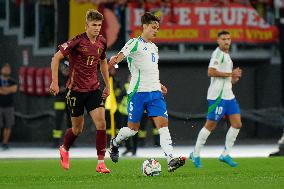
[119,38,138,57]
[209,50,223,69]
[99,37,107,60]
[58,36,81,57]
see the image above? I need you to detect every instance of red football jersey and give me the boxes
[59,32,107,92]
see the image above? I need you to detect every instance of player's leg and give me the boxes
[89,107,111,174]
[2,107,15,150]
[59,116,84,169]
[219,98,241,167]
[138,113,148,147]
[59,90,85,170]
[148,91,186,172]
[218,113,241,167]
[2,127,11,150]
[152,117,186,172]
[114,122,140,145]
[110,121,140,163]
[0,109,5,149]
[189,120,217,168]
[85,89,110,173]
[219,99,241,167]
[152,117,173,161]
[190,99,224,168]
[152,116,186,172]
[109,92,144,163]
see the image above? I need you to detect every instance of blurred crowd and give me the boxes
[75,0,277,24]
[74,0,273,6]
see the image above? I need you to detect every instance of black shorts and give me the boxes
[66,89,104,117]
[0,107,15,128]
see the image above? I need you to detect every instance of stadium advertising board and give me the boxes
[128,3,278,43]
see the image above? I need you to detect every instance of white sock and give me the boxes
[222,127,240,156]
[98,160,104,164]
[114,127,137,146]
[193,127,211,157]
[158,127,174,163]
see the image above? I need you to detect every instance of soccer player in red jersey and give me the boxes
[49,9,110,173]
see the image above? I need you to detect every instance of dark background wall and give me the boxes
[0,27,282,145]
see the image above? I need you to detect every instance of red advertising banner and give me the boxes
[128,3,278,43]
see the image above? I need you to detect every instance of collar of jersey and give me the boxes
[138,36,151,44]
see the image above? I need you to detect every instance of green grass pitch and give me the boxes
[0,158,283,189]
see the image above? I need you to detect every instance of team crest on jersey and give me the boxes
[214,61,218,65]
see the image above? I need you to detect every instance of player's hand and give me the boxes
[49,81,59,96]
[232,67,242,78]
[161,84,167,96]
[231,76,240,84]
[102,86,110,99]
[108,56,118,69]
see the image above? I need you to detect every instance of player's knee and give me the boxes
[232,122,242,129]
[72,126,83,136]
[205,126,215,132]
[205,122,217,131]
[153,117,168,129]
[95,119,106,130]
[127,121,140,131]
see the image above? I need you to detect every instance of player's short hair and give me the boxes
[141,12,160,25]
[86,9,104,22]
[218,30,230,37]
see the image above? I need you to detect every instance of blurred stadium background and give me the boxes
[0,0,283,152]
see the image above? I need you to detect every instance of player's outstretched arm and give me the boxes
[108,52,125,68]
[100,58,110,99]
[50,50,64,96]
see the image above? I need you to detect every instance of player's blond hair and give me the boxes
[86,9,104,22]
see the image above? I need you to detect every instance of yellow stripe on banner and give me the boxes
[69,0,97,39]
[54,102,66,110]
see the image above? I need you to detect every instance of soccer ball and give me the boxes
[141,158,161,176]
